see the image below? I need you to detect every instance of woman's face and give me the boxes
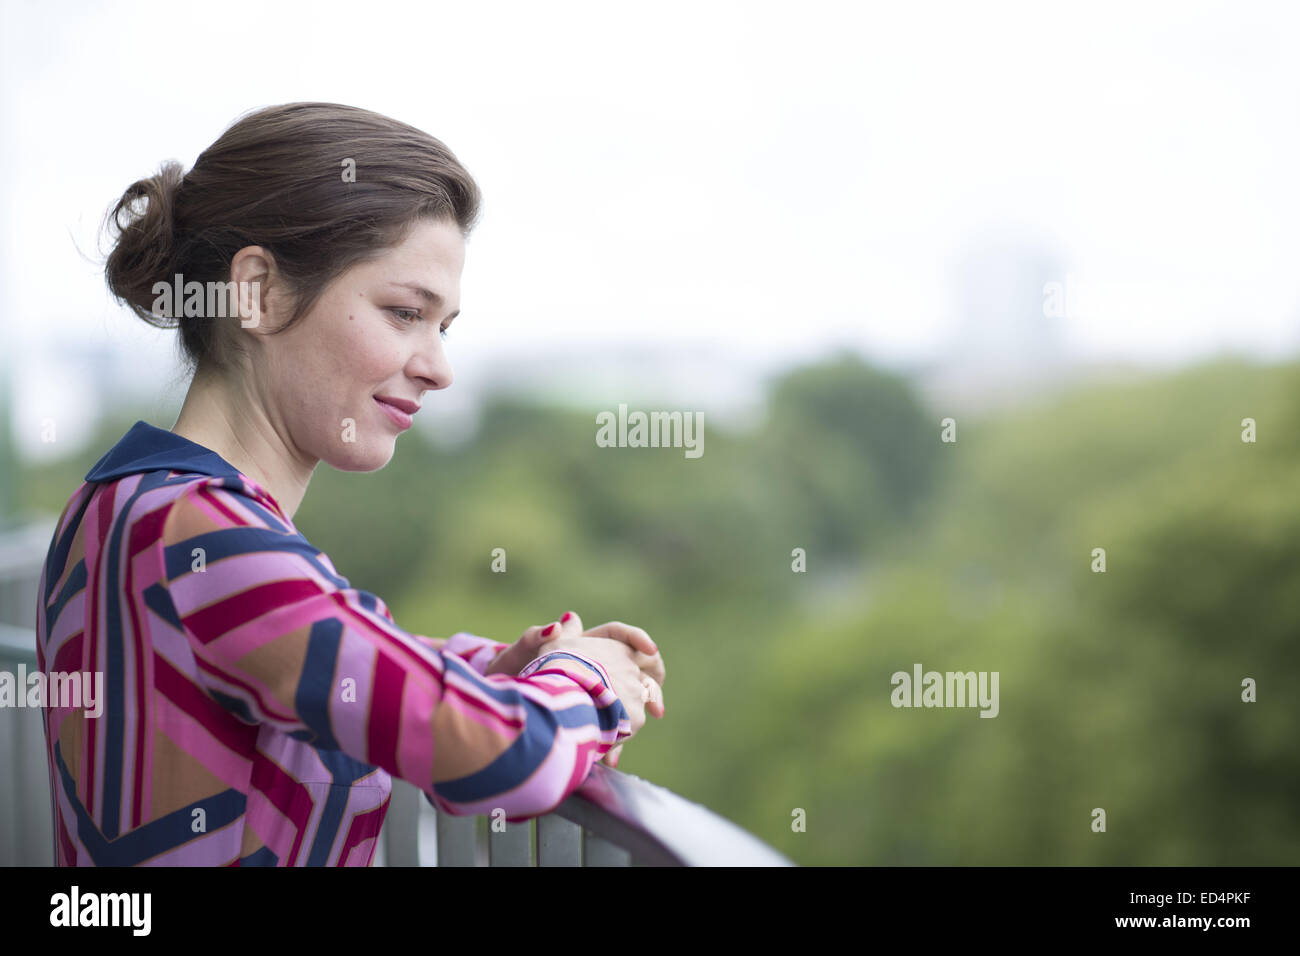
[242,216,465,472]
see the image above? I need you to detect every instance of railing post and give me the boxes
[487,817,532,866]
[536,814,582,866]
[583,830,631,866]
[436,809,477,866]
[383,778,421,866]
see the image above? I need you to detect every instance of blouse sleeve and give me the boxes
[157,476,629,820]
[366,597,509,677]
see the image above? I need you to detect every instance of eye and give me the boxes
[389,307,449,341]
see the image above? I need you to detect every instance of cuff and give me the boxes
[518,650,614,689]
[435,632,512,676]
[517,651,629,742]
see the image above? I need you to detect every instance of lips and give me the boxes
[374,396,418,430]
[375,395,420,414]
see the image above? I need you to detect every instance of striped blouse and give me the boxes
[35,420,629,866]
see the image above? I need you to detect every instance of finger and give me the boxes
[632,650,666,685]
[642,676,665,718]
[582,621,658,657]
[558,610,583,635]
[624,695,647,737]
[519,622,558,648]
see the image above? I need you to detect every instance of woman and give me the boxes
[34,102,665,866]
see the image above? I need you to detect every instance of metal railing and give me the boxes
[0,623,52,866]
[378,753,793,866]
[0,624,792,867]
[0,518,47,631]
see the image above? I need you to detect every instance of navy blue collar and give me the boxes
[85,420,243,483]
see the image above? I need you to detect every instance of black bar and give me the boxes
[9,865,1289,940]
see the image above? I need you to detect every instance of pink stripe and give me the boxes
[329,638,376,759]
[167,551,344,621]
[154,652,259,756]
[444,727,590,818]
[139,819,244,866]
[439,686,522,744]
[56,483,90,538]
[49,597,85,656]
[193,483,249,526]
[50,630,84,676]
[249,753,316,865]
[153,694,254,791]
[329,592,446,682]
[395,672,435,789]
[336,792,389,866]
[516,674,619,713]
[242,787,297,865]
[192,653,297,725]
[443,670,526,728]
[341,835,378,867]
[148,619,197,675]
[82,483,112,818]
[184,579,322,644]
[123,532,152,830]
[367,651,405,773]
[177,583,341,665]
[50,750,93,863]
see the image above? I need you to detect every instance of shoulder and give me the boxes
[160,472,294,540]
[157,473,348,590]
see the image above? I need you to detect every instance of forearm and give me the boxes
[414,632,509,675]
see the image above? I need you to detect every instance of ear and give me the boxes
[228,245,282,334]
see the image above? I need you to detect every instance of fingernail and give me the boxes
[560,612,572,623]
[542,623,556,637]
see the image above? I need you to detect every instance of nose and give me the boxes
[408,330,454,392]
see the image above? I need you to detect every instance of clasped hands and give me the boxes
[485,611,665,768]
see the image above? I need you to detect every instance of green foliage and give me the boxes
[18,355,1297,864]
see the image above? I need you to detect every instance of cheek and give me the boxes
[337,314,403,382]
[295,311,399,397]
[314,314,404,439]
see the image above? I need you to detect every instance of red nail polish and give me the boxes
[561,612,572,623]
[542,624,555,637]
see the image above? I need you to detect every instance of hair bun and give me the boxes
[102,160,186,326]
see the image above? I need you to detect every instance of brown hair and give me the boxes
[101,102,482,376]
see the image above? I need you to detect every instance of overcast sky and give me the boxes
[3,0,1299,455]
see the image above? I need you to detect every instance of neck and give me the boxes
[170,364,315,520]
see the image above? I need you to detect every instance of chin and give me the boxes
[323,439,397,473]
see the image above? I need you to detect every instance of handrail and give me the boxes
[552,764,793,865]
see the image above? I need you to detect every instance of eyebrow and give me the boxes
[388,282,460,320]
